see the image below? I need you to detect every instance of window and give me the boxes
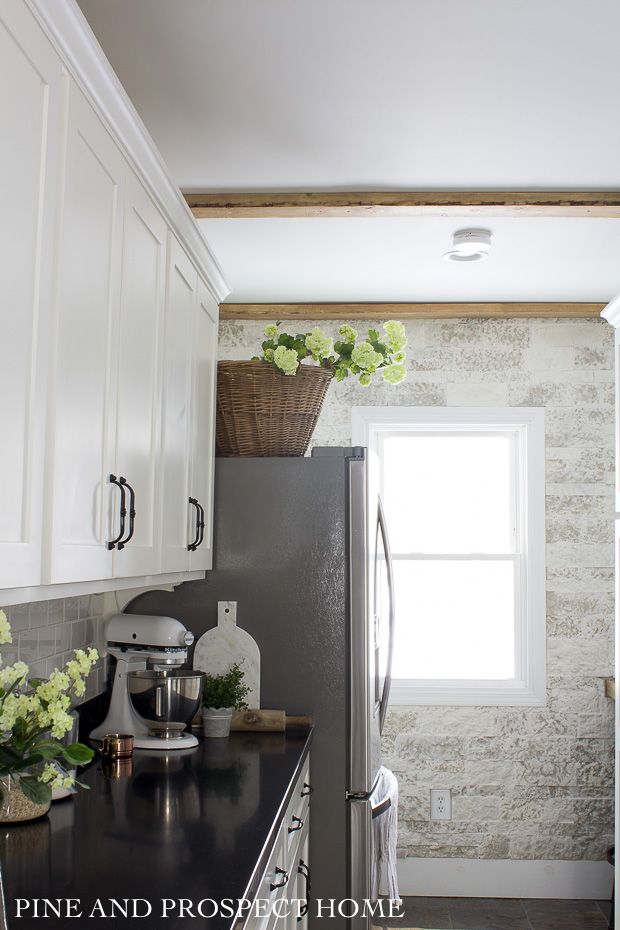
[353,407,546,706]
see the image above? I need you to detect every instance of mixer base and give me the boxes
[133,732,199,750]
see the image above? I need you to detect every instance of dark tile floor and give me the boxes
[380,896,612,929]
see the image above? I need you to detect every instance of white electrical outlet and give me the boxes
[430,788,452,821]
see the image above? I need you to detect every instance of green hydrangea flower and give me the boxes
[359,372,372,387]
[338,324,358,343]
[0,610,12,646]
[273,346,299,375]
[381,363,406,385]
[392,351,406,364]
[305,327,333,359]
[264,347,275,361]
[264,323,279,339]
[351,341,383,371]
[383,320,407,352]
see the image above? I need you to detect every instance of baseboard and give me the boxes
[395,857,613,900]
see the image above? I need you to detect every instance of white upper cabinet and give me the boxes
[189,279,219,571]
[112,176,167,579]
[0,0,227,602]
[48,82,125,584]
[160,236,198,574]
[0,3,64,588]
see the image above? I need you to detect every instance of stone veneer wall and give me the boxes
[218,316,615,862]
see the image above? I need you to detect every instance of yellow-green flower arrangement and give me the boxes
[254,321,407,387]
[0,610,98,805]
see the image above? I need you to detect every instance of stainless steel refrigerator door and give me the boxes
[348,453,373,796]
[376,496,396,733]
[348,451,397,796]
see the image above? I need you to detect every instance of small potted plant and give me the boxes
[0,610,98,822]
[202,663,250,738]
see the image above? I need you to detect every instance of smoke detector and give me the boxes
[444,228,492,263]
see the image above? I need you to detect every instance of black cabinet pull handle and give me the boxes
[269,867,289,891]
[107,475,126,550]
[301,782,313,797]
[288,815,304,834]
[117,478,136,550]
[188,497,200,551]
[297,860,311,919]
[196,499,205,549]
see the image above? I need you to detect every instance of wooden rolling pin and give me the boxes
[230,709,312,732]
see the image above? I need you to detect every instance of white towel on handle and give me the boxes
[371,766,401,904]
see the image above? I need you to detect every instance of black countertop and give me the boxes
[0,730,312,930]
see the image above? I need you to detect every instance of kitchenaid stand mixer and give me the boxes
[90,615,201,750]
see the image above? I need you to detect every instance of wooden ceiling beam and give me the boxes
[187,191,620,219]
[219,302,605,321]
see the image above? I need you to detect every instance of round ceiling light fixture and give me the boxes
[444,228,492,263]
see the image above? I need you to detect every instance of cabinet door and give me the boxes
[0,3,64,588]
[112,175,167,578]
[48,82,124,583]
[160,236,196,573]
[188,280,218,571]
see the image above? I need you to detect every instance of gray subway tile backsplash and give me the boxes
[1,596,108,702]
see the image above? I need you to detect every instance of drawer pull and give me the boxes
[117,477,136,550]
[288,815,304,834]
[297,860,311,920]
[188,497,200,551]
[301,782,313,797]
[107,475,127,550]
[270,867,289,891]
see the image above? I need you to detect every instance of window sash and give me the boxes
[351,405,546,707]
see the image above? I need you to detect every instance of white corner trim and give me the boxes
[601,292,620,327]
[395,857,613,900]
[26,0,229,304]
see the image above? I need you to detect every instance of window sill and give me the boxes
[389,679,547,707]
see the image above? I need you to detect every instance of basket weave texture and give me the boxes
[216,361,334,457]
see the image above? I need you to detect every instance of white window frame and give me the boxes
[352,406,546,706]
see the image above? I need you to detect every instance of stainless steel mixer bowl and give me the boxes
[127,669,205,728]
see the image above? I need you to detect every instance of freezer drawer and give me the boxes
[347,778,395,930]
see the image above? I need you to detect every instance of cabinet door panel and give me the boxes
[0,4,64,588]
[49,83,124,583]
[160,236,196,573]
[189,280,218,571]
[113,176,166,577]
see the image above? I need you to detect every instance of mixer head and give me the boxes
[105,614,194,666]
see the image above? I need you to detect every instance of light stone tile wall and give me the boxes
[0,596,107,701]
[219,316,615,861]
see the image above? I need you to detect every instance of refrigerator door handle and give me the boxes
[371,794,392,820]
[378,496,395,734]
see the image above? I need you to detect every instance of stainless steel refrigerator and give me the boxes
[129,447,396,928]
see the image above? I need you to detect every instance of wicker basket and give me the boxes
[216,361,334,457]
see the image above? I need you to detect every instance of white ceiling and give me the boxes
[77,0,620,302]
[200,217,620,302]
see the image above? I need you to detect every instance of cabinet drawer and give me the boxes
[283,758,311,859]
[253,827,287,930]
[249,755,311,930]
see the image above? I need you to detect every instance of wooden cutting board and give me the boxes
[193,601,260,707]
[230,710,312,732]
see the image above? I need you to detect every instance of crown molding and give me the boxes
[27,0,229,302]
[601,293,620,327]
